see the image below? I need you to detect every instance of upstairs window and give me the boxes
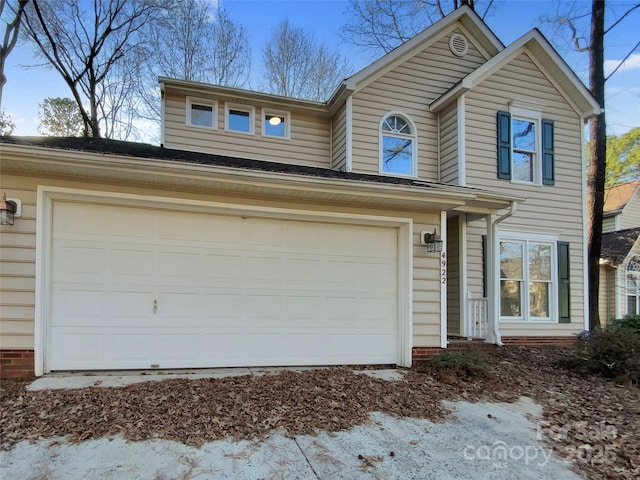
[379,113,417,177]
[497,108,554,185]
[225,104,254,134]
[262,109,290,139]
[186,97,216,129]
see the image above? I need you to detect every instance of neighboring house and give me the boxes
[599,181,640,323]
[602,180,640,233]
[0,6,600,377]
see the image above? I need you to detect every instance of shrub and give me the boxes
[566,319,640,384]
[428,350,495,380]
[606,314,640,335]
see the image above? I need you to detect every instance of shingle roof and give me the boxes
[0,136,494,195]
[601,227,640,265]
[603,180,640,213]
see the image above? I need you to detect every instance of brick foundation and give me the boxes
[0,350,35,377]
[412,341,498,363]
[501,336,577,347]
[412,336,577,363]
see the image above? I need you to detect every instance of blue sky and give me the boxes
[2,0,639,138]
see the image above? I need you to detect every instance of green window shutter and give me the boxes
[482,235,487,298]
[558,241,570,323]
[497,111,511,179]
[542,119,555,185]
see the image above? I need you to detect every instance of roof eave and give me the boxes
[159,76,331,115]
[0,142,517,213]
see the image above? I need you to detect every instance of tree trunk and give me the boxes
[587,0,605,331]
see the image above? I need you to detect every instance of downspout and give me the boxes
[486,201,517,346]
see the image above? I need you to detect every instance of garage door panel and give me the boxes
[112,209,153,239]
[360,261,397,291]
[246,256,283,283]
[246,294,283,320]
[247,219,283,246]
[204,254,243,282]
[201,215,244,244]
[157,334,199,360]
[53,202,107,237]
[287,296,322,323]
[360,297,397,325]
[109,334,153,362]
[53,245,105,282]
[52,288,104,325]
[286,258,321,285]
[158,251,201,284]
[203,294,243,321]
[156,292,200,319]
[110,249,154,282]
[324,260,359,287]
[110,291,154,319]
[49,202,400,370]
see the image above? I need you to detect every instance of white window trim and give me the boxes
[261,108,291,139]
[498,231,559,323]
[626,255,640,315]
[186,97,217,130]
[509,106,542,185]
[225,103,255,135]
[378,111,418,178]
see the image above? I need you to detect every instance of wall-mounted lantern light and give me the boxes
[421,228,443,253]
[0,193,18,226]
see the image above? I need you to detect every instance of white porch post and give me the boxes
[485,215,503,345]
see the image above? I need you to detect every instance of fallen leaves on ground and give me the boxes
[1,346,638,480]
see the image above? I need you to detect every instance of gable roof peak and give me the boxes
[429,27,600,118]
[344,5,503,91]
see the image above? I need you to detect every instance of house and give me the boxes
[0,6,600,377]
[602,180,640,233]
[599,181,640,323]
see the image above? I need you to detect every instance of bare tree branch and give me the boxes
[263,19,349,101]
[21,0,164,138]
[0,0,28,108]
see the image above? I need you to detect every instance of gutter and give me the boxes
[487,201,517,346]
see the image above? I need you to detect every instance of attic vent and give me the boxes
[449,33,468,57]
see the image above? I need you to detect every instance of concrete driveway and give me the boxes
[1,392,580,480]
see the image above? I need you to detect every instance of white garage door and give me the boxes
[49,201,398,370]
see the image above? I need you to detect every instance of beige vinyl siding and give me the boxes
[598,265,617,325]
[0,172,443,353]
[439,101,459,184]
[464,51,586,336]
[331,103,347,171]
[466,219,487,300]
[602,215,617,233]
[619,192,640,230]
[446,216,461,335]
[0,183,36,349]
[163,93,332,168]
[351,28,486,181]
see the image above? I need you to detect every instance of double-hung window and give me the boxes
[500,238,555,321]
[497,108,554,185]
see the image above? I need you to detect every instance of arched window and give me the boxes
[627,255,640,315]
[379,113,417,176]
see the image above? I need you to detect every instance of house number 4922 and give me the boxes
[441,251,447,284]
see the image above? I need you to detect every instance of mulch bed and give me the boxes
[1,346,638,479]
